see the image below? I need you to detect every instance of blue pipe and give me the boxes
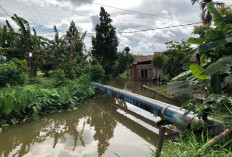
[93,82,200,128]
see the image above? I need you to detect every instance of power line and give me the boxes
[118,22,202,34]
[32,0,196,23]
[87,22,201,34]
[78,0,194,23]
[21,1,44,23]
[0,5,19,27]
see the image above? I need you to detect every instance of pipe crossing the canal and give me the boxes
[93,82,224,130]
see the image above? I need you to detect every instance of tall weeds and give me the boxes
[0,74,95,130]
[159,131,232,157]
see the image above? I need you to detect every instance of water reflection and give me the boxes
[0,102,118,157]
[89,107,116,156]
[0,79,174,157]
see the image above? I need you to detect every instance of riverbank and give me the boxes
[142,85,173,101]
[141,84,232,156]
[0,74,95,132]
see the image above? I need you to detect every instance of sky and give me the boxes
[0,0,231,55]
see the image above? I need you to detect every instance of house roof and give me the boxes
[133,55,153,64]
[154,52,163,56]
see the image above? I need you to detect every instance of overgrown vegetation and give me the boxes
[159,131,232,157]
[0,9,110,133]
[0,75,95,132]
[0,58,29,87]
[173,2,232,126]
[159,2,232,157]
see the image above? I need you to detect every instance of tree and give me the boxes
[6,14,44,77]
[162,40,192,78]
[65,20,84,65]
[0,26,7,64]
[190,0,223,24]
[112,47,134,77]
[152,55,164,80]
[92,7,119,78]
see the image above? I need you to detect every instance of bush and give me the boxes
[60,63,76,79]
[83,64,105,82]
[52,68,66,87]
[0,74,95,128]
[73,66,82,78]
[0,58,29,87]
[165,74,171,82]
[27,77,41,85]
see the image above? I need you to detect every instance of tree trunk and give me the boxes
[196,53,201,66]
[30,65,38,77]
[198,129,232,154]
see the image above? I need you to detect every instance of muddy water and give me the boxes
[0,79,174,157]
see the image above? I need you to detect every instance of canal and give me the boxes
[0,79,176,157]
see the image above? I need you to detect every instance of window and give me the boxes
[141,69,147,78]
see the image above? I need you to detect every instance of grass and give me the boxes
[118,70,128,79]
[153,131,232,157]
[153,85,167,93]
[27,76,57,89]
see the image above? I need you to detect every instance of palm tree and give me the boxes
[191,0,224,24]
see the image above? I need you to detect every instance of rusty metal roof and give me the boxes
[133,55,153,64]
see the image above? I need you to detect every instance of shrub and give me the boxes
[165,74,171,82]
[0,58,29,87]
[0,74,95,128]
[60,63,76,79]
[52,68,66,87]
[83,64,105,82]
[73,66,82,78]
[27,77,41,85]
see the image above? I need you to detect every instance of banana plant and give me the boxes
[0,26,7,64]
[186,2,232,94]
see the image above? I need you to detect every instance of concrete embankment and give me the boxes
[142,85,173,101]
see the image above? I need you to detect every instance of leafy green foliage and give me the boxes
[52,68,67,87]
[152,55,164,70]
[0,58,29,87]
[0,75,94,127]
[202,55,232,75]
[112,47,134,77]
[187,38,232,56]
[160,131,232,157]
[219,5,232,24]
[185,2,232,96]
[162,40,192,78]
[187,37,206,44]
[83,64,105,82]
[59,63,76,80]
[207,2,224,26]
[204,94,232,128]
[171,70,192,81]
[190,64,208,80]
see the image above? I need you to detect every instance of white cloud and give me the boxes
[1,0,231,55]
[161,10,168,15]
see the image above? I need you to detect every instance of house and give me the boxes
[128,52,164,81]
